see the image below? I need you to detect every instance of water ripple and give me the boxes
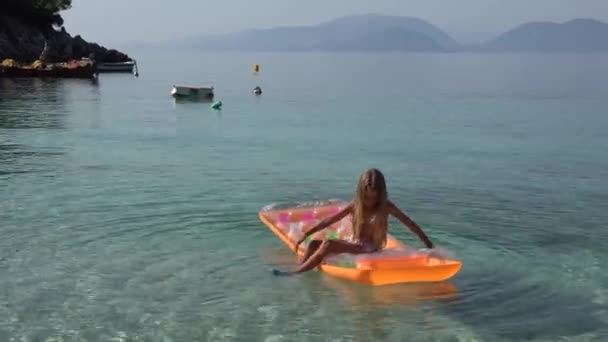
[1,53,607,341]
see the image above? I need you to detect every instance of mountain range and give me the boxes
[480,18,608,52]
[170,14,608,53]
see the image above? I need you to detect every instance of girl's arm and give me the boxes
[387,201,434,248]
[297,203,352,243]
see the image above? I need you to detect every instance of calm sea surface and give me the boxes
[1,51,607,341]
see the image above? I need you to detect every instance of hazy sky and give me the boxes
[62,0,608,45]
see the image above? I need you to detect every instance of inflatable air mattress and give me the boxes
[259,200,462,286]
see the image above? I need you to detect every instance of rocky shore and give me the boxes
[0,13,131,64]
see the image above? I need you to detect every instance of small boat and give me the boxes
[97,61,137,73]
[97,62,133,72]
[171,85,214,98]
[1,59,97,79]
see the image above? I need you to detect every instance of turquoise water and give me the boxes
[1,51,607,341]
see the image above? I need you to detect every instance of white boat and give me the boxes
[97,61,137,73]
[171,85,214,98]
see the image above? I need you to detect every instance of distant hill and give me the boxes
[480,19,608,52]
[174,14,459,52]
[315,14,459,50]
[163,15,608,53]
[316,28,443,52]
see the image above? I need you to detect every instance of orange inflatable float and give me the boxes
[259,200,462,286]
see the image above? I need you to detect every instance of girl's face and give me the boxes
[362,188,379,209]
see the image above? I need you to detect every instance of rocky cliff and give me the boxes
[0,14,131,63]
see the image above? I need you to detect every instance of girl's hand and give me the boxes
[295,237,306,254]
[293,204,352,254]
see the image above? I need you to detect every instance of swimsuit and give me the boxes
[356,240,379,253]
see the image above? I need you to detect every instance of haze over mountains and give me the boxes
[481,18,608,52]
[170,14,608,53]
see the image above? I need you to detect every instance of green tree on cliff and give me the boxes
[1,0,72,27]
[33,0,73,16]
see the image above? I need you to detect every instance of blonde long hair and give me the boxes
[351,168,389,249]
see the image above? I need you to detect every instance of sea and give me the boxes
[1,51,607,341]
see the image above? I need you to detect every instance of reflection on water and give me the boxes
[0,143,64,176]
[0,78,67,129]
[322,275,459,308]
[172,96,214,105]
[0,78,98,176]
[0,77,100,129]
[171,96,216,114]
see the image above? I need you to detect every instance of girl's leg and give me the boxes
[294,240,364,274]
[299,240,322,264]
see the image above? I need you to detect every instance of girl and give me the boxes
[273,168,434,276]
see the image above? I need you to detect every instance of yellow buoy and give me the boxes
[253,64,260,73]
